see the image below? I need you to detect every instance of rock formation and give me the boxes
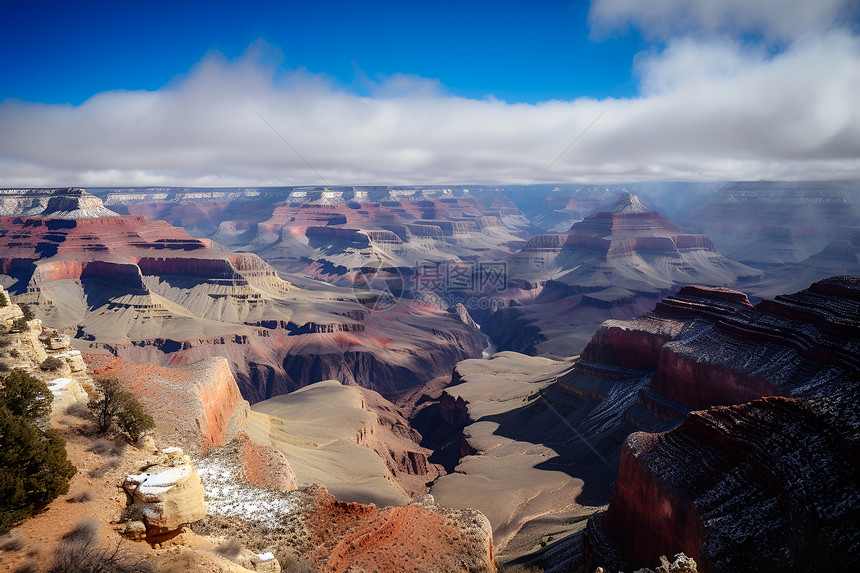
[584,387,859,572]
[123,446,208,535]
[246,380,439,505]
[485,193,761,357]
[0,188,485,401]
[301,486,496,573]
[86,354,250,453]
[0,284,93,406]
[559,277,860,426]
[686,180,860,265]
[563,276,860,572]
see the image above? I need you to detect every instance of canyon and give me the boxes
[0,189,485,403]
[2,183,860,572]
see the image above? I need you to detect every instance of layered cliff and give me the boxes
[488,194,761,357]
[85,354,250,453]
[570,276,860,572]
[509,193,761,291]
[246,380,441,506]
[587,387,860,572]
[0,189,485,401]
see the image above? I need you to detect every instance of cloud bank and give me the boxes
[1,4,859,187]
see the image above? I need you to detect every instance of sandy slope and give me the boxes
[246,381,412,507]
[430,352,599,559]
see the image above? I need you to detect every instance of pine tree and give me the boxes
[0,370,76,534]
[89,377,155,441]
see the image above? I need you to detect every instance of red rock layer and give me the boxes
[588,387,860,572]
[564,279,859,414]
[236,433,297,491]
[304,487,495,573]
[85,354,248,452]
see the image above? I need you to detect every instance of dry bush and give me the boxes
[39,356,65,372]
[65,402,91,419]
[61,518,99,543]
[49,518,152,573]
[86,437,126,457]
[215,536,243,561]
[67,490,94,503]
[147,549,198,573]
[88,458,121,478]
[0,533,25,552]
[13,562,39,573]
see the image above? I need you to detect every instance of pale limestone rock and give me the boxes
[123,447,207,533]
[47,377,88,415]
[137,435,158,454]
[124,520,147,541]
[62,349,87,373]
[655,553,697,573]
[251,552,281,573]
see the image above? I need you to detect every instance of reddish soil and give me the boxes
[303,488,493,573]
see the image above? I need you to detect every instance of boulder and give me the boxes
[123,446,207,534]
[46,377,88,415]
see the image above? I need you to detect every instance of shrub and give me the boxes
[0,410,76,534]
[88,377,154,442]
[116,398,154,442]
[0,369,52,422]
[0,362,9,373]
[215,537,243,561]
[66,490,94,503]
[13,562,39,573]
[48,519,152,573]
[0,370,75,534]
[40,356,65,372]
[18,304,34,322]
[0,290,7,308]
[86,437,126,457]
[0,533,25,552]
[65,401,91,419]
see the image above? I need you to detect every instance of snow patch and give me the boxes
[194,455,295,528]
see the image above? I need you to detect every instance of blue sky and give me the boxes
[1,1,645,105]
[1,0,858,186]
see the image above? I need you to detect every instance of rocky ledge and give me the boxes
[585,385,859,572]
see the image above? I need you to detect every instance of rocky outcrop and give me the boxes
[303,486,495,573]
[123,446,208,535]
[571,277,860,572]
[237,433,297,491]
[492,193,760,357]
[246,380,439,506]
[509,193,761,290]
[585,387,860,573]
[562,278,860,426]
[41,189,120,219]
[86,355,249,453]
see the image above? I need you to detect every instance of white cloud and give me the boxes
[1,31,859,187]
[589,0,856,41]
